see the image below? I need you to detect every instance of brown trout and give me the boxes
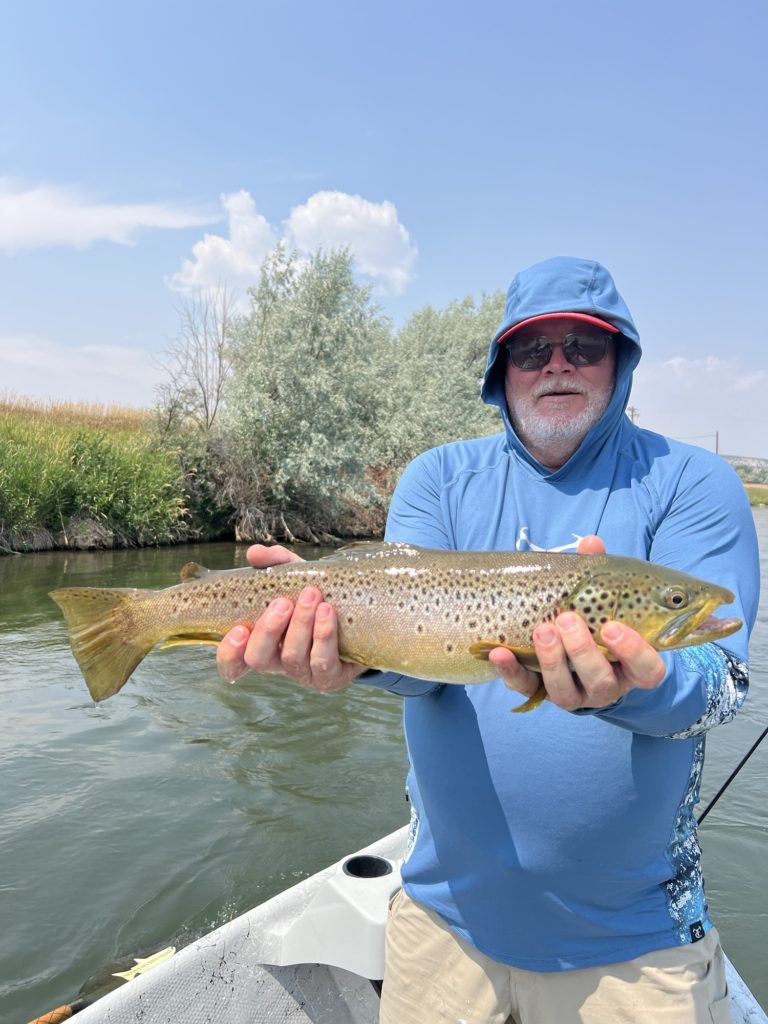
[50,542,741,707]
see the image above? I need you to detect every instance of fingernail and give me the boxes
[317,603,331,619]
[299,588,317,607]
[536,625,557,644]
[268,598,292,617]
[229,626,249,644]
[602,622,623,642]
[558,613,580,633]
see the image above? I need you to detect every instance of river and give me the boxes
[1,514,766,1021]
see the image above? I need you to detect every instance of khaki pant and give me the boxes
[379,889,731,1024]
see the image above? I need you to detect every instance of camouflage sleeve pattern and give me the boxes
[668,646,749,740]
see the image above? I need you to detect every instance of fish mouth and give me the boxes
[655,600,742,648]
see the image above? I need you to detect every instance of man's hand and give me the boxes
[489,535,667,711]
[216,544,366,692]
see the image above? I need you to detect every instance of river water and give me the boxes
[1,514,767,1022]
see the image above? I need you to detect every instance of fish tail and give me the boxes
[49,587,154,701]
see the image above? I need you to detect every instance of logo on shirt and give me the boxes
[515,527,584,553]
[689,921,705,942]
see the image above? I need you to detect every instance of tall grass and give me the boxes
[745,484,768,507]
[0,395,187,552]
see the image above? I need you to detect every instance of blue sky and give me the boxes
[2,0,766,457]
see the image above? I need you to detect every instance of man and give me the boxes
[218,257,759,1023]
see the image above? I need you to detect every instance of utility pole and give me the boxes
[627,406,639,423]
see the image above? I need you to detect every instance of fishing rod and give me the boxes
[698,721,768,824]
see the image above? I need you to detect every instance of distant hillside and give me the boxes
[723,455,768,484]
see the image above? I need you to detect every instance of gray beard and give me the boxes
[509,385,614,463]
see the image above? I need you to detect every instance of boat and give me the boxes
[41,826,766,1024]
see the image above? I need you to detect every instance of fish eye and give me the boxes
[662,587,689,610]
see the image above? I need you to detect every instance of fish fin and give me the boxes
[468,641,547,712]
[159,633,223,649]
[468,640,542,672]
[338,651,373,667]
[511,683,548,713]
[179,561,210,582]
[49,587,154,701]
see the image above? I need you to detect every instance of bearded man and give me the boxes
[218,256,759,1024]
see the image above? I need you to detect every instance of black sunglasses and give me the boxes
[504,331,612,371]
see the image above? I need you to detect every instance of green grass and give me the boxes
[0,396,187,551]
[745,484,768,507]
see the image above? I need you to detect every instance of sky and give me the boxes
[1,0,766,458]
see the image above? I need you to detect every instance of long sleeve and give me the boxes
[591,454,759,736]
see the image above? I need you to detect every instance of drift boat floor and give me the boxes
[73,827,766,1024]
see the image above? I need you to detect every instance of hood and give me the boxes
[481,256,642,474]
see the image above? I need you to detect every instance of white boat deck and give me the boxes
[75,827,767,1024]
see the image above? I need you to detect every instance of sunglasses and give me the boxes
[503,331,612,371]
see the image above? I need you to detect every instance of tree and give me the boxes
[222,246,393,541]
[154,285,236,434]
[384,292,505,463]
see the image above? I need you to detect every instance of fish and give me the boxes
[50,541,742,708]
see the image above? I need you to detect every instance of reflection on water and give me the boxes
[0,524,766,1020]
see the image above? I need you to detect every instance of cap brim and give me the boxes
[496,312,620,345]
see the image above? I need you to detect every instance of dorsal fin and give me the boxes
[179,561,210,582]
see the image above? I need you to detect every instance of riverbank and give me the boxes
[0,397,191,553]
[3,395,767,555]
[746,484,768,506]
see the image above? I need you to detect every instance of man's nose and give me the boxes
[544,344,573,372]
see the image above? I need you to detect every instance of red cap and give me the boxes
[496,311,620,346]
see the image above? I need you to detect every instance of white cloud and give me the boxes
[285,191,417,295]
[0,334,161,407]
[632,355,768,458]
[166,190,277,298]
[0,179,216,252]
[168,189,417,302]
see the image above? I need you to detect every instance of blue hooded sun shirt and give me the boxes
[358,256,760,971]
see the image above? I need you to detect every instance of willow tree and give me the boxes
[223,247,393,541]
[384,292,505,464]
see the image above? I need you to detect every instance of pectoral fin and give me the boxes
[468,640,547,713]
[338,651,373,667]
[511,684,547,713]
